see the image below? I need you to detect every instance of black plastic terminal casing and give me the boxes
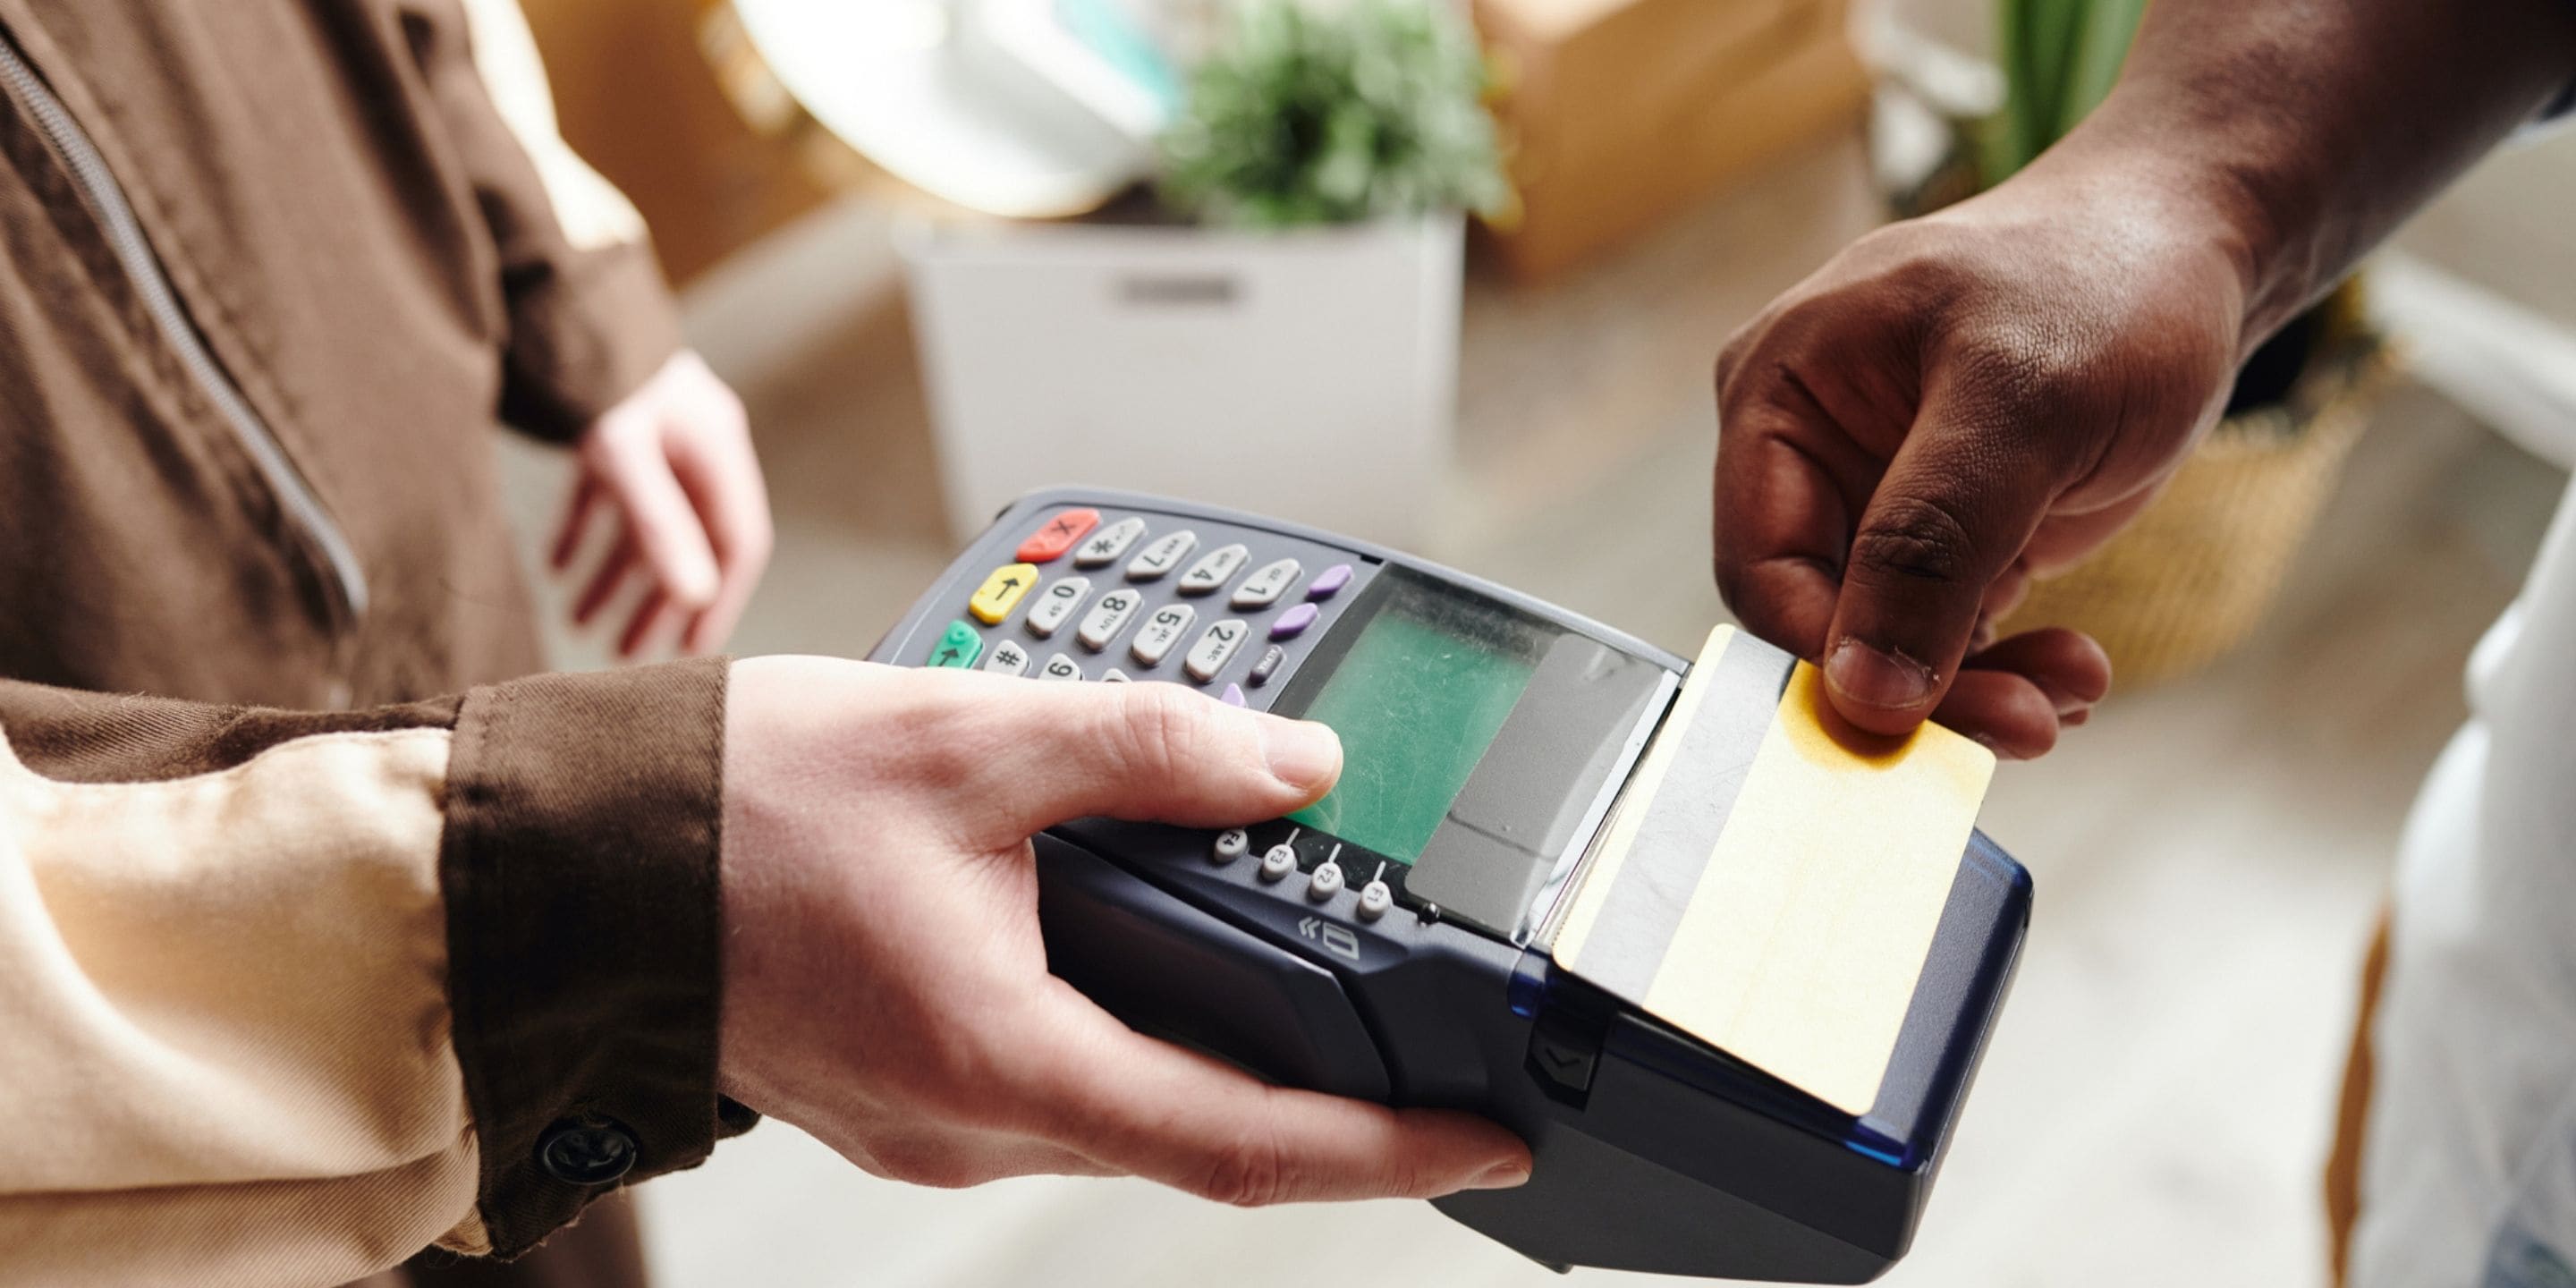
[869,488,2032,1282]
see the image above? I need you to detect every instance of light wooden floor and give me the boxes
[493,135,2570,1287]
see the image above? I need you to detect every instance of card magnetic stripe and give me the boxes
[1565,627,1795,1000]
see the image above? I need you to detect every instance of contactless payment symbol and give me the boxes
[1298,916,1361,962]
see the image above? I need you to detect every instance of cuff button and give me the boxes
[538,1117,639,1185]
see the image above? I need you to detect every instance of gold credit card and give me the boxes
[1551,626,1996,1116]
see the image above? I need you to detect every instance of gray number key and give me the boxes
[1176,543,1250,597]
[1229,557,1303,609]
[1038,653,1084,681]
[1183,619,1250,682]
[1075,589,1144,652]
[1125,530,1199,581]
[1130,603,1197,667]
[1024,576,1090,638]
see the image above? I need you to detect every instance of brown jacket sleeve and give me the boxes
[406,0,684,443]
[438,659,757,1254]
[0,659,746,1284]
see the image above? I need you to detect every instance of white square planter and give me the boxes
[901,214,1463,546]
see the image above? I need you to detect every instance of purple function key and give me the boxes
[1221,682,1246,707]
[1270,603,1319,640]
[1306,564,1352,600]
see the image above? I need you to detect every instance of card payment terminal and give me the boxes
[869,489,2029,1282]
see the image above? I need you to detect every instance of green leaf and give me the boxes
[2059,0,2146,139]
[1984,0,2144,186]
[1159,0,1506,228]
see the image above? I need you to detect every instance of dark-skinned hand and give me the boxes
[1713,164,2253,757]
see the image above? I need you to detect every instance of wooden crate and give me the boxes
[1475,0,1870,281]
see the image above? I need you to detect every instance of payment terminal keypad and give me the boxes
[895,502,1380,712]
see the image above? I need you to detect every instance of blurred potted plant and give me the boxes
[1160,0,1508,227]
[1854,0,2394,684]
[901,0,1507,545]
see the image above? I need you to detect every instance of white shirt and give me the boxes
[2353,462,2576,1285]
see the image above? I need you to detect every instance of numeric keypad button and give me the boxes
[1073,516,1147,568]
[982,639,1031,675]
[1183,619,1250,682]
[1037,653,1084,681]
[1230,557,1302,608]
[1024,577,1090,638]
[1075,589,1144,652]
[1126,530,1199,581]
[1129,604,1197,667]
[1177,544,1250,596]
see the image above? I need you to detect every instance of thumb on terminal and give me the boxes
[986,679,1342,841]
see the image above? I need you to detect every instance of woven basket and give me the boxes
[1997,288,2395,686]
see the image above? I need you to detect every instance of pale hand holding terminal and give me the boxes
[715,657,1533,1203]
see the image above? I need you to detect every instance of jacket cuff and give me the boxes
[438,657,755,1257]
[496,238,685,445]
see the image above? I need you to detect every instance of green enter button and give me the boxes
[928,620,984,669]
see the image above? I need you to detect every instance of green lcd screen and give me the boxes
[1286,575,1540,865]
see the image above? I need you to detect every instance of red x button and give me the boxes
[1015,508,1100,563]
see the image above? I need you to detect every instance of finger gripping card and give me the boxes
[1552,626,1997,1115]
